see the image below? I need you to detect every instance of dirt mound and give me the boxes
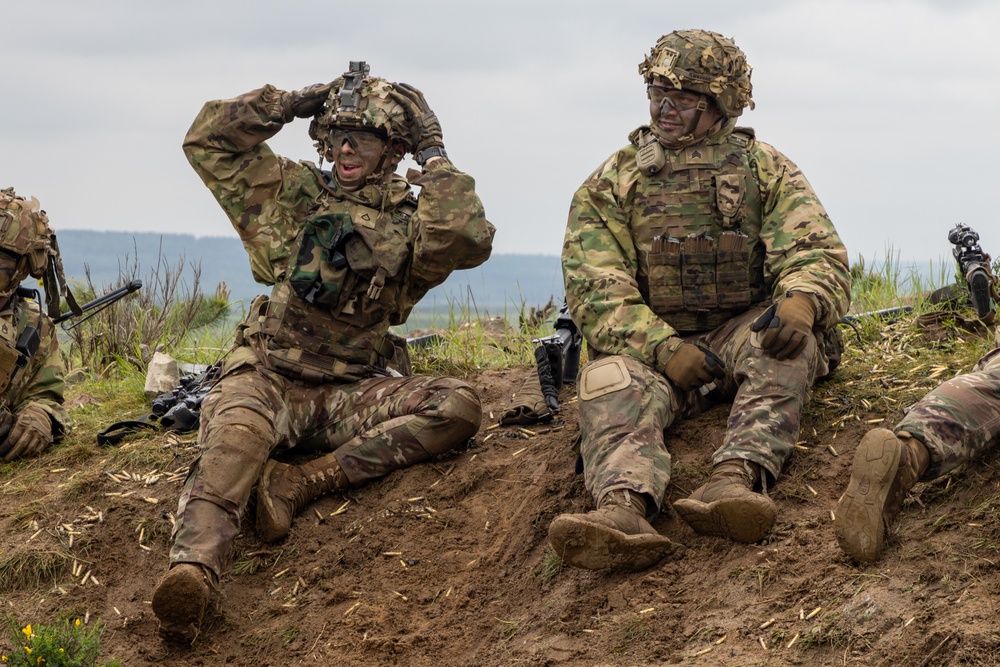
[2,364,999,666]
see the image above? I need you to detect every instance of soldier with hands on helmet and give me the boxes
[152,62,495,642]
[836,330,1000,564]
[548,30,851,571]
[0,189,76,464]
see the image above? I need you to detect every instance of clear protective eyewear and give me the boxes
[647,86,704,111]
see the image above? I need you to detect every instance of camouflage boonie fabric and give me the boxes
[897,345,1000,481]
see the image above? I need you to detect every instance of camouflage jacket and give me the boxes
[563,124,851,374]
[183,85,495,376]
[0,296,65,431]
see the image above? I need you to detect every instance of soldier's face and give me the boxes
[649,86,723,142]
[330,129,387,191]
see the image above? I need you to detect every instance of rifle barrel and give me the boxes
[53,279,143,324]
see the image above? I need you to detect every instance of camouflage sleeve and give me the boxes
[9,312,66,434]
[398,159,495,309]
[750,141,852,329]
[562,151,682,374]
[182,85,323,285]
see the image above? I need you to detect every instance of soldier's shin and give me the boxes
[411,386,482,455]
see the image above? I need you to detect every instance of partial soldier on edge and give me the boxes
[0,188,75,464]
[151,62,495,642]
[836,331,1000,563]
[549,30,851,571]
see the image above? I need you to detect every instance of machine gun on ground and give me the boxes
[532,302,582,413]
[150,363,221,432]
[53,279,143,329]
[947,223,998,321]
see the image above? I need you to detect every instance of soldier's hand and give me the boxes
[281,82,334,120]
[663,342,726,391]
[752,292,816,360]
[1,404,53,462]
[389,82,445,161]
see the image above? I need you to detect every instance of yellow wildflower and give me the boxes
[22,624,33,638]
[74,619,81,627]
[23,647,31,654]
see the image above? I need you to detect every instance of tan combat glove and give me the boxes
[752,291,816,360]
[662,342,726,391]
[1,404,54,462]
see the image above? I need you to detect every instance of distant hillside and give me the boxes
[55,230,564,323]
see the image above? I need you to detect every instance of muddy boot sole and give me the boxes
[548,515,677,571]
[673,491,776,543]
[256,460,291,544]
[834,429,901,563]
[152,565,211,643]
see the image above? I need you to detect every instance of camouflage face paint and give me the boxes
[330,130,388,191]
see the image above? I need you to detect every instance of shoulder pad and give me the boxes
[730,126,756,147]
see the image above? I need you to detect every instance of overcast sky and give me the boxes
[3,0,998,271]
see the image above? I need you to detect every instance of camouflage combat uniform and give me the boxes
[0,190,71,461]
[896,345,1000,480]
[0,298,65,436]
[564,120,851,513]
[170,84,494,577]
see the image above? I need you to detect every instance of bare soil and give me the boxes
[3,362,1000,666]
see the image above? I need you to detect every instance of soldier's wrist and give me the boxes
[262,85,291,123]
[654,336,685,375]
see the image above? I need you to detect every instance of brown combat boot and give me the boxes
[834,428,930,563]
[151,563,216,643]
[256,454,349,543]
[673,459,777,543]
[548,489,677,571]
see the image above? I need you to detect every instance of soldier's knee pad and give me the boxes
[417,385,482,454]
[579,356,633,401]
[198,407,276,508]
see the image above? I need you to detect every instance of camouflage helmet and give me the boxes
[308,62,412,162]
[638,30,754,118]
[0,188,55,282]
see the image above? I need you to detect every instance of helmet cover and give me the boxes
[639,29,754,118]
[0,188,54,282]
[309,62,412,162]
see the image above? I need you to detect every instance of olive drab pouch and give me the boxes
[288,212,355,308]
[681,235,717,310]
[715,231,751,309]
[647,235,683,313]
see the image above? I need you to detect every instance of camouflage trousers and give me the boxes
[577,305,834,513]
[169,346,482,577]
[897,346,1000,481]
